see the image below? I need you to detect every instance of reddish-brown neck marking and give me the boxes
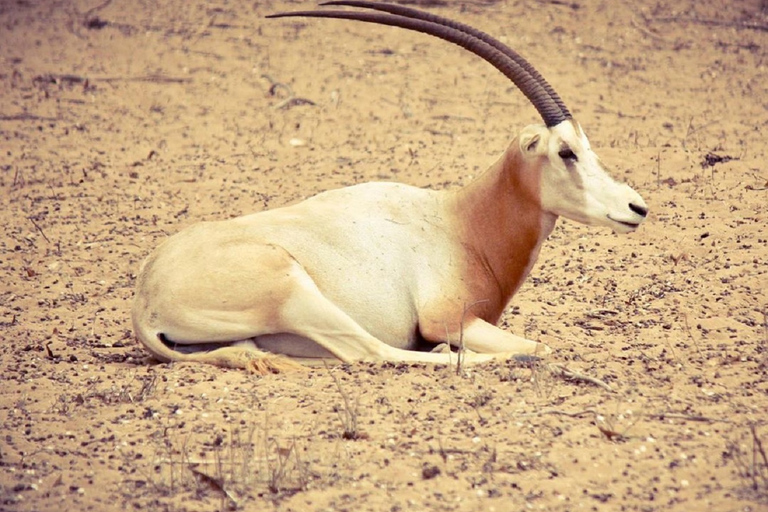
[447,141,556,323]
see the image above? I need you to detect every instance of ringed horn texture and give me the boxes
[267,0,572,126]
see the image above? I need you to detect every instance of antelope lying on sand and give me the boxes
[132,1,648,373]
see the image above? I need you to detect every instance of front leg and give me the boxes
[430,317,551,356]
[462,317,551,355]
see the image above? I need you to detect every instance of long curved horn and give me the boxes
[266,5,570,127]
[321,0,571,120]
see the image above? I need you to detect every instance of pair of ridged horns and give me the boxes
[267,0,572,127]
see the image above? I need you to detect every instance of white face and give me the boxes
[520,120,648,234]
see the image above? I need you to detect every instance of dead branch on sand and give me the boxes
[546,363,614,392]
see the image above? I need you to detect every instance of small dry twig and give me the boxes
[262,74,316,110]
[273,97,316,110]
[188,466,239,508]
[630,16,670,42]
[752,425,768,488]
[759,305,768,369]
[0,113,58,122]
[650,16,768,33]
[520,408,598,419]
[645,412,731,424]
[28,217,51,244]
[681,312,703,357]
[517,408,626,441]
[97,75,192,84]
[546,363,613,392]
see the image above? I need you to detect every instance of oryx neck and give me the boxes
[447,148,556,318]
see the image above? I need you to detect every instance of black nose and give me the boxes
[629,203,648,217]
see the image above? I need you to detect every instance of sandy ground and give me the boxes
[1,0,767,510]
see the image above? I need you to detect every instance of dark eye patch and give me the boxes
[558,147,577,161]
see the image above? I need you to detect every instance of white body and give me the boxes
[132,122,648,372]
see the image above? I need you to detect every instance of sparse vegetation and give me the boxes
[123,415,319,508]
[328,367,363,441]
[725,424,768,500]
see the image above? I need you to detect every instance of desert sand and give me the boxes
[1,0,767,510]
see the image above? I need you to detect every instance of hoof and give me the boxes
[430,343,452,354]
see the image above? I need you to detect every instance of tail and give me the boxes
[131,315,306,375]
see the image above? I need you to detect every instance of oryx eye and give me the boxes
[558,147,577,161]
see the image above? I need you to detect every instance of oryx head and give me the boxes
[519,121,647,233]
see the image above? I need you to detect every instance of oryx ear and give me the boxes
[519,131,542,154]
